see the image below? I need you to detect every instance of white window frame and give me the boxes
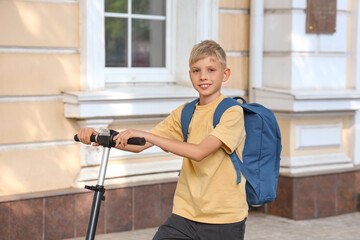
[79,0,218,90]
[104,0,175,84]
[79,0,174,90]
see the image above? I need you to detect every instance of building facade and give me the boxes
[0,0,359,239]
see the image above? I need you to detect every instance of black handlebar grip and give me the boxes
[90,134,96,142]
[74,134,96,142]
[74,134,145,146]
[127,137,146,146]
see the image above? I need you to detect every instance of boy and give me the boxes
[77,40,248,239]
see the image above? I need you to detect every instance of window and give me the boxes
[104,0,174,84]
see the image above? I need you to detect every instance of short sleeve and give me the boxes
[149,103,186,142]
[210,105,245,154]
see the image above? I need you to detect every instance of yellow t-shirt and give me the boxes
[150,94,248,224]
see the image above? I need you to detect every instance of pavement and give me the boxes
[65,211,360,240]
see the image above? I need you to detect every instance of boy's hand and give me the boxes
[77,127,99,146]
[113,129,146,149]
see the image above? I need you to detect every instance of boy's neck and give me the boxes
[198,93,223,106]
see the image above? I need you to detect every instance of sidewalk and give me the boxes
[65,211,360,240]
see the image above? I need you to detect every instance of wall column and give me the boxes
[251,0,360,219]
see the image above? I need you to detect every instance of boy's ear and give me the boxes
[223,68,231,83]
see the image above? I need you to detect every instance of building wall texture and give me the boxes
[0,0,81,197]
[0,0,360,239]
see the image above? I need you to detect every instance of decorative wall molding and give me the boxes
[0,46,79,54]
[75,172,179,188]
[0,95,62,103]
[226,51,249,57]
[275,111,354,119]
[280,153,353,177]
[281,152,351,167]
[80,144,169,167]
[0,140,75,152]
[254,88,360,112]
[295,124,342,149]
[77,158,182,182]
[74,158,182,188]
[219,9,249,14]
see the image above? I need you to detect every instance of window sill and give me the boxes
[63,84,246,120]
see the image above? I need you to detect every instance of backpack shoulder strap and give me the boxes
[213,97,242,127]
[180,98,199,142]
[213,97,246,184]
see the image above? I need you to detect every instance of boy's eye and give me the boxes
[209,69,215,72]
[193,69,199,73]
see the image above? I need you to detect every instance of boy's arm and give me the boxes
[77,127,223,160]
[76,127,154,152]
[115,141,154,153]
[114,129,223,162]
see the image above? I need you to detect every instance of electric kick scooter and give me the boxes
[74,129,145,240]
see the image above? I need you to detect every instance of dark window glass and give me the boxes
[105,0,127,13]
[132,0,166,15]
[105,18,128,67]
[132,19,165,67]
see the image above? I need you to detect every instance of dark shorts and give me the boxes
[153,214,246,240]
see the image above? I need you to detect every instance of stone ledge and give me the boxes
[254,87,360,112]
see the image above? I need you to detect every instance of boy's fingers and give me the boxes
[114,130,139,148]
[78,130,87,144]
[121,133,129,148]
[77,127,96,145]
[114,134,121,148]
[115,132,126,148]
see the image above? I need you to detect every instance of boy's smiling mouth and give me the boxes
[200,84,211,89]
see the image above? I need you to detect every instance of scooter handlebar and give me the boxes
[74,132,146,147]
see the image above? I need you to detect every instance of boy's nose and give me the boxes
[200,72,208,80]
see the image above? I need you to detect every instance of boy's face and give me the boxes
[189,56,230,105]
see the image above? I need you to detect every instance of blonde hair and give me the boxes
[189,40,227,68]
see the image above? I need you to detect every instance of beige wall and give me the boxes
[0,101,78,144]
[0,145,80,196]
[218,0,249,90]
[219,0,249,9]
[0,53,80,96]
[0,0,80,196]
[0,1,79,47]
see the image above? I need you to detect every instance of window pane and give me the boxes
[132,0,166,15]
[105,18,128,67]
[132,19,165,67]
[105,0,127,13]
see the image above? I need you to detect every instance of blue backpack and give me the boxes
[181,97,282,206]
